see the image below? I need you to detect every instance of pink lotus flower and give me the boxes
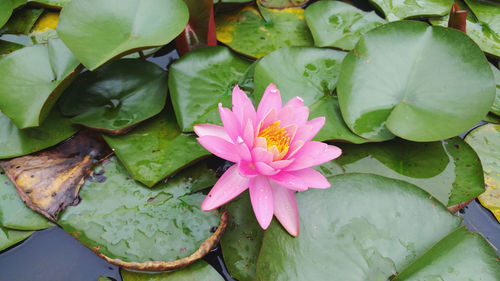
[194,84,341,236]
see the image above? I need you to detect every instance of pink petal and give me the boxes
[232,85,257,127]
[201,165,249,211]
[242,119,255,148]
[269,159,294,170]
[276,106,294,127]
[249,175,274,229]
[219,103,241,142]
[257,84,282,119]
[252,147,273,163]
[285,140,305,159]
[238,160,258,178]
[260,108,278,130]
[289,168,330,189]
[285,142,342,171]
[293,117,325,143]
[291,106,309,126]
[235,138,252,161]
[193,124,232,143]
[284,124,297,144]
[284,96,304,108]
[197,136,240,163]
[255,137,267,149]
[270,171,308,191]
[271,182,299,237]
[255,162,280,176]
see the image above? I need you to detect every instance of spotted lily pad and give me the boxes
[121,260,224,281]
[465,124,500,223]
[59,157,226,271]
[215,5,313,58]
[59,59,168,134]
[102,110,212,187]
[328,137,484,209]
[253,46,367,143]
[169,46,251,132]
[57,0,188,70]
[0,226,32,251]
[338,21,495,142]
[0,38,81,128]
[369,0,453,21]
[0,168,54,230]
[304,1,385,50]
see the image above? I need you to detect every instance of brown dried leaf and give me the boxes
[0,130,112,221]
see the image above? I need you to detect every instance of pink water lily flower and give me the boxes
[194,84,341,236]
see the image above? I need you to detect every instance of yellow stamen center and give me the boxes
[258,121,290,155]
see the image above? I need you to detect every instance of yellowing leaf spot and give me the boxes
[32,12,59,33]
[478,176,500,223]
[216,23,234,43]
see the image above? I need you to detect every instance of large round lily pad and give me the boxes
[369,0,452,21]
[0,38,81,129]
[337,21,495,142]
[58,157,225,271]
[59,59,168,134]
[304,1,385,50]
[254,174,500,280]
[168,46,251,132]
[253,46,367,143]
[57,0,189,70]
[215,6,313,58]
[465,124,500,223]
[0,109,78,159]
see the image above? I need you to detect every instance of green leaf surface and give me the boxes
[0,38,80,128]
[0,168,53,231]
[58,156,221,263]
[103,110,212,187]
[215,6,313,58]
[121,261,224,281]
[337,21,495,142]
[59,59,167,134]
[464,0,499,36]
[254,174,464,280]
[329,137,484,207]
[28,0,70,8]
[169,46,251,132]
[0,109,78,159]
[465,124,500,222]
[0,8,43,34]
[0,0,25,29]
[258,0,308,8]
[393,227,500,280]
[220,191,263,281]
[57,0,188,70]
[490,63,500,116]
[0,226,32,251]
[369,0,452,21]
[253,46,367,143]
[484,113,500,123]
[304,1,386,50]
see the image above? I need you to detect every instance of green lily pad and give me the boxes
[0,38,80,129]
[369,0,453,21]
[337,21,495,142]
[0,168,54,230]
[484,113,500,123]
[254,174,499,280]
[465,0,499,36]
[0,8,43,34]
[121,261,224,281]
[0,226,32,251]
[0,38,23,54]
[0,0,25,29]
[0,109,78,159]
[465,124,500,222]
[304,1,386,50]
[220,191,263,281]
[102,110,212,187]
[490,63,500,116]
[57,0,188,70]
[28,0,70,8]
[59,59,168,134]
[169,46,251,132]
[59,156,221,264]
[328,137,484,208]
[258,0,308,8]
[215,5,313,58]
[253,46,367,143]
[393,226,500,280]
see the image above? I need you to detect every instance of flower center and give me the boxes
[258,121,290,155]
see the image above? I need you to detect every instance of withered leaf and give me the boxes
[0,130,112,221]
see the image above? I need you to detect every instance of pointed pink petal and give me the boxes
[293,117,325,143]
[255,162,280,176]
[197,136,239,163]
[284,96,304,108]
[285,140,305,159]
[260,108,278,130]
[291,106,309,126]
[194,124,232,143]
[289,168,330,189]
[284,124,297,144]
[201,165,249,211]
[271,182,299,237]
[235,137,252,161]
[270,172,308,191]
[232,85,257,127]
[219,103,241,142]
[269,159,294,170]
[285,142,342,171]
[242,119,255,148]
[276,106,294,127]
[257,84,282,119]
[255,137,267,149]
[252,147,273,163]
[238,160,258,178]
[249,175,274,229]
[269,146,280,161]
